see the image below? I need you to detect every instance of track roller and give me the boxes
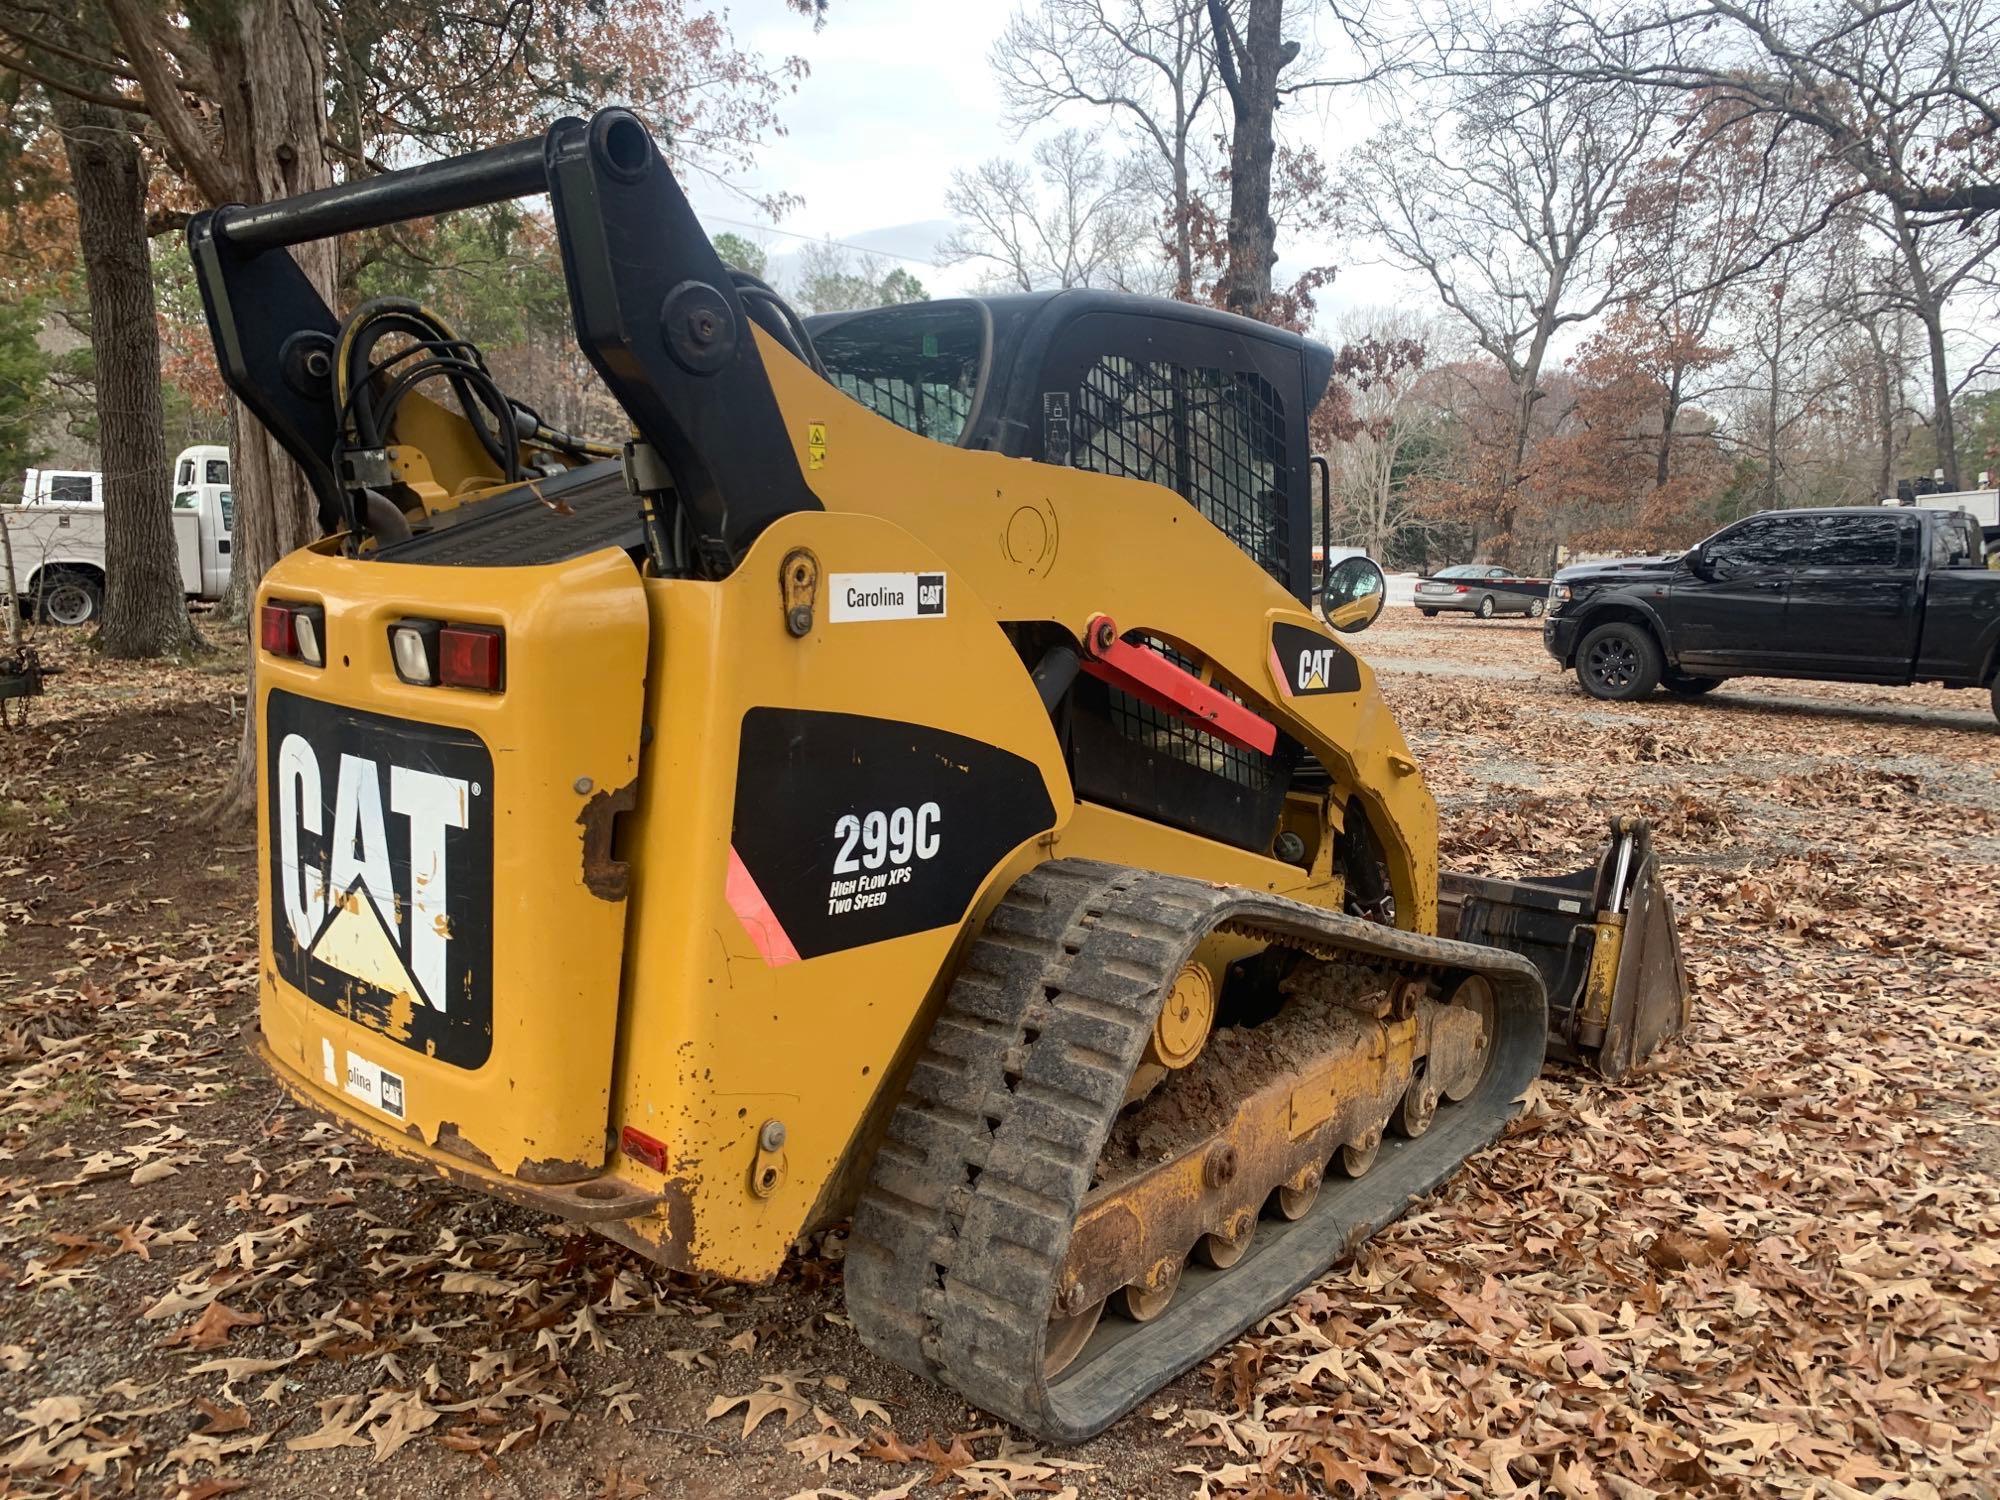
[846,859,1548,1441]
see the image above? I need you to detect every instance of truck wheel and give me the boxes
[1475,595,1496,619]
[1419,609,1438,618]
[36,570,102,627]
[1663,673,1722,697]
[1577,622,1662,701]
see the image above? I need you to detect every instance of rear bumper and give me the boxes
[1413,592,1479,612]
[1543,613,1581,666]
[251,1022,667,1224]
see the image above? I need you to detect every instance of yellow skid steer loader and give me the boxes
[190,110,1689,1440]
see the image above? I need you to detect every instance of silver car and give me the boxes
[1413,564,1547,619]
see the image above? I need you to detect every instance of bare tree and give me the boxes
[786,240,930,314]
[1205,0,1297,313]
[1484,0,2000,487]
[992,0,1219,295]
[1322,307,1435,559]
[940,129,1165,292]
[1345,18,1665,546]
[1518,0,2000,229]
[1873,202,1999,488]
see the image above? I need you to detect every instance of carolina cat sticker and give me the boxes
[828,572,946,622]
[1270,621,1360,696]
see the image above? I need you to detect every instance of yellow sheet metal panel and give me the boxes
[254,545,649,1181]
[605,512,1073,1280]
[752,330,1440,934]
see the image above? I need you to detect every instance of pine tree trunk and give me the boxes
[50,93,203,660]
[202,0,337,824]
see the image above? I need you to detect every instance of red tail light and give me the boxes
[261,601,324,665]
[1454,585,1469,594]
[440,625,504,691]
[259,603,294,655]
[391,619,504,690]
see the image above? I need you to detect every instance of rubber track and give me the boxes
[845,859,1549,1441]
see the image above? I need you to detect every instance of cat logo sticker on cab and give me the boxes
[1270,621,1360,697]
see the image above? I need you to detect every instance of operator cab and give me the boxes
[804,292,1333,608]
[798,293,1336,857]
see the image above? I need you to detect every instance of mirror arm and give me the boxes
[1310,455,1332,591]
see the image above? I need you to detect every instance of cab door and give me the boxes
[1670,513,1813,671]
[1783,512,1920,679]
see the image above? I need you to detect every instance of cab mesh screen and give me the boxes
[1071,357,1289,585]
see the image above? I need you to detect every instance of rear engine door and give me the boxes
[260,545,649,1183]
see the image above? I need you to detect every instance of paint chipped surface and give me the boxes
[576,779,638,900]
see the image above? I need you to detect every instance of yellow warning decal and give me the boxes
[807,421,828,470]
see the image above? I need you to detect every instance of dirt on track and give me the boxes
[2,613,1997,1499]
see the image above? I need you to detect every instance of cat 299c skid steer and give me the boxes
[191,110,1689,1441]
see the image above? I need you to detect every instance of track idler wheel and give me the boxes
[1339,1123,1384,1177]
[1115,1257,1183,1322]
[1441,976,1495,1101]
[1197,1210,1256,1269]
[1395,1060,1439,1137]
[1045,1293,1105,1380]
[1275,1163,1323,1220]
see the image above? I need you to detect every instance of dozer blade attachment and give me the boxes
[1439,817,1691,1079]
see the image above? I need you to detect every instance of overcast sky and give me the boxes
[679,0,1424,336]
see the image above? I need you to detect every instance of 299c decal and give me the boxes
[832,802,942,885]
[730,710,1055,959]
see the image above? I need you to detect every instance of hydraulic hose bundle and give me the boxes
[327,296,617,550]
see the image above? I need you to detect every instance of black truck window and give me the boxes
[1806,513,1910,569]
[1708,514,1814,576]
[1931,514,1979,569]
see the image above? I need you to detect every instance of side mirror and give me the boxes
[1323,556,1387,634]
[1687,543,1711,579]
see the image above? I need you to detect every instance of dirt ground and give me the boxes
[3,612,1996,1499]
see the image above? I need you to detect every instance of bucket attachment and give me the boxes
[1440,818,1690,1079]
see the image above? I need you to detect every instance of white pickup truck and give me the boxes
[3,445,234,625]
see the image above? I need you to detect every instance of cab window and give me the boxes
[206,459,229,485]
[813,303,986,446]
[1706,514,1814,577]
[1805,513,1910,569]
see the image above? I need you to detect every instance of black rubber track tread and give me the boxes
[845,859,1548,1441]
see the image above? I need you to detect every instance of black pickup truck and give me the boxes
[1544,506,2000,724]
